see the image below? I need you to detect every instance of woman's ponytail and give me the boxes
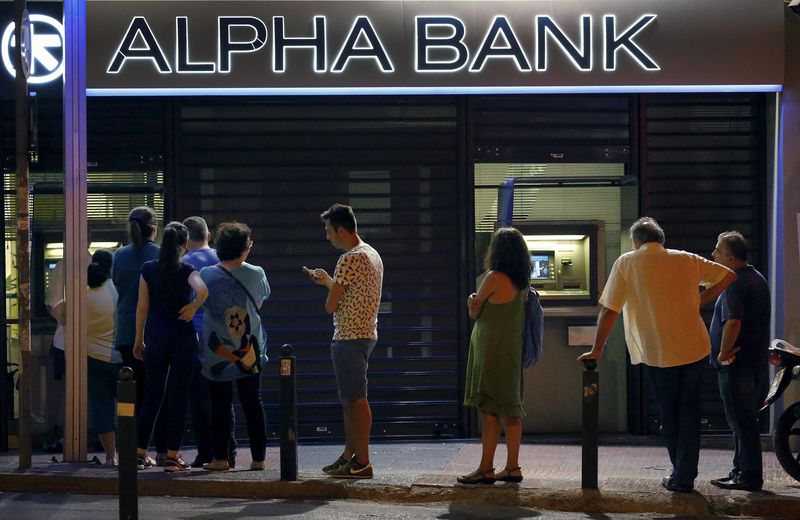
[159,222,188,275]
[127,206,157,249]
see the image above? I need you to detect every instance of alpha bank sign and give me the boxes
[2,1,785,95]
[106,14,659,76]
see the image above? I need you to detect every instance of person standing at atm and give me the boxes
[458,227,530,485]
[577,217,736,493]
[86,249,122,466]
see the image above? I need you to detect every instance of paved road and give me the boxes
[0,494,786,520]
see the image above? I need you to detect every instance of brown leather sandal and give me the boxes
[496,466,523,483]
[457,467,496,484]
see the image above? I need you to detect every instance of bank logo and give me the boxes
[2,14,64,84]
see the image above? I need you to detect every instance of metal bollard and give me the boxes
[581,359,599,489]
[279,344,298,481]
[117,367,138,520]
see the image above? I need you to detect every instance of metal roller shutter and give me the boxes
[639,93,768,434]
[173,97,464,440]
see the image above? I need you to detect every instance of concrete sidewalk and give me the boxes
[1,440,799,517]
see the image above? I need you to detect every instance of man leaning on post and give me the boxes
[577,217,736,493]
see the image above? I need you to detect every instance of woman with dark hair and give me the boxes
[133,221,208,472]
[198,222,270,471]
[112,206,159,426]
[458,227,531,485]
[87,249,121,465]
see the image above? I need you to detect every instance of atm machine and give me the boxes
[518,223,601,306]
[33,233,123,318]
[489,174,635,434]
[497,178,606,306]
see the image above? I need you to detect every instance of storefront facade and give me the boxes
[0,0,792,449]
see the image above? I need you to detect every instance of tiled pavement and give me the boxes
[1,441,799,517]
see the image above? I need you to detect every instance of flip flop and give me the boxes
[457,467,496,485]
[496,466,523,483]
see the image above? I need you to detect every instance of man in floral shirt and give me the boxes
[306,203,383,479]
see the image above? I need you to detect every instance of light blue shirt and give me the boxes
[199,263,270,381]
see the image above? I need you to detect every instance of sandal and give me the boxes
[496,466,523,483]
[457,467,496,485]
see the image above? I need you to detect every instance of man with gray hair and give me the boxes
[181,216,236,469]
[708,231,770,491]
[578,217,736,493]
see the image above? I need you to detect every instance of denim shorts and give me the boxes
[331,339,376,402]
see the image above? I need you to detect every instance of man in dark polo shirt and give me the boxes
[709,231,771,491]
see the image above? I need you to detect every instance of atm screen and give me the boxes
[44,260,60,293]
[531,252,555,280]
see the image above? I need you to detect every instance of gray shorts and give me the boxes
[331,339,376,402]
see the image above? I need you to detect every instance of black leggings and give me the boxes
[209,373,266,462]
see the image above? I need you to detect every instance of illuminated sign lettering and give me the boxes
[331,16,393,73]
[105,13,658,75]
[218,16,268,74]
[274,15,326,73]
[470,16,531,72]
[414,14,657,74]
[415,17,468,72]
[604,15,659,71]
[176,16,214,73]
[536,15,592,71]
[1,14,64,84]
[108,16,171,73]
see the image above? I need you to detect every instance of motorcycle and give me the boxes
[761,339,800,482]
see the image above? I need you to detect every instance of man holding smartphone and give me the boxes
[305,203,383,479]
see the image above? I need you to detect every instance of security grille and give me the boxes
[173,97,463,440]
[639,93,768,434]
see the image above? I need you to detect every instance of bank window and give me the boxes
[473,163,636,305]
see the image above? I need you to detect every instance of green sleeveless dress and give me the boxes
[463,293,525,417]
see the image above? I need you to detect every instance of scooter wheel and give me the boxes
[774,402,800,483]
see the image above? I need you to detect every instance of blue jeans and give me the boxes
[645,357,706,487]
[717,364,768,483]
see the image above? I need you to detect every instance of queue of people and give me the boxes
[77,202,383,478]
[456,218,770,491]
[68,206,769,488]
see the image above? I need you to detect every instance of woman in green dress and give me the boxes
[458,227,530,485]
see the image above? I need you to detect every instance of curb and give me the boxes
[2,473,799,517]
